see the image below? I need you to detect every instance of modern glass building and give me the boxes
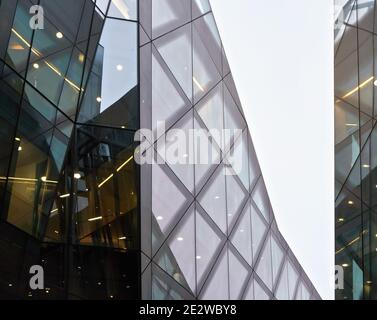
[0,0,319,300]
[335,0,377,300]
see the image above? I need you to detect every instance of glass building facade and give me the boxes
[0,0,319,300]
[335,0,377,300]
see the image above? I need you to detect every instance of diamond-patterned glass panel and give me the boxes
[154,24,192,102]
[197,166,227,234]
[230,203,252,265]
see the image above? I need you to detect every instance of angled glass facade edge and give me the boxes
[335,0,377,300]
[0,0,320,300]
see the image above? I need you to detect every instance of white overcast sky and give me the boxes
[211,0,334,299]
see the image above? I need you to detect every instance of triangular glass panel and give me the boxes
[230,202,252,265]
[152,46,191,140]
[193,19,222,103]
[197,166,227,234]
[152,163,192,251]
[195,82,224,149]
[156,110,195,194]
[196,207,223,289]
[193,14,222,75]
[154,23,192,102]
[154,205,196,294]
[193,113,221,193]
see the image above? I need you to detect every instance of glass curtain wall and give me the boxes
[335,0,377,300]
[0,0,139,299]
[139,0,320,300]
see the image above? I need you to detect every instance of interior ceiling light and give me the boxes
[88,216,103,222]
[342,76,374,99]
[56,32,64,39]
[11,29,83,93]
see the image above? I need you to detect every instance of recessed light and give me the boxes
[338,218,344,222]
[15,137,21,142]
[177,237,184,242]
[56,32,64,39]
[157,216,163,221]
[116,64,123,71]
[33,63,39,69]
[60,193,70,199]
[374,80,377,87]
[367,281,373,285]
[119,236,127,240]
[240,229,245,233]
[54,230,59,234]
[41,176,47,182]
[121,125,126,129]
[78,53,85,63]
[74,172,81,179]
[348,200,354,205]
[8,284,12,287]
[18,146,22,151]
[196,256,202,260]
[88,216,103,222]
[96,97,102,103]
[342,263,349,268]
[362,164,370,169]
